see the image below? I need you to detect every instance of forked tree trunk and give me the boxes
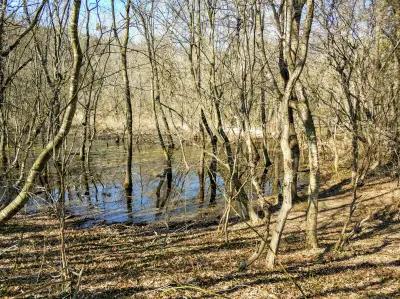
[266,0,315,269]
[0,0,83,223]
[266,96,295,268]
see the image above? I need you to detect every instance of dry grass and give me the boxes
[1,175,399,298]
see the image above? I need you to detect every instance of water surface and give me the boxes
[24,142,225,227]
[18,141,308,228]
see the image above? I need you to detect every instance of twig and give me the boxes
[72,267,84,299]
[230,205,308,298]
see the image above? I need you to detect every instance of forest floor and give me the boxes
[1,172,400,298]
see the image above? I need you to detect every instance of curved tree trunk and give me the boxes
[266,95,295,268]
[266,0,315,269]
[0,0,83,224]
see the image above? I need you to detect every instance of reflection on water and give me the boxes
[18,141,308,228]
[24,142,225,228]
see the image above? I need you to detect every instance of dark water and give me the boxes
[18,141,308,228]
[23,142,225,228]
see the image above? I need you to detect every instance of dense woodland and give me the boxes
[0,0,400,297]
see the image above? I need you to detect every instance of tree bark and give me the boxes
[201,109,218,204]
[266,93,295,268]
[266,0,315,269]
[198,122,206,203]
[296,85,319,249]
[0,0,83,223]
[112,0,133,191]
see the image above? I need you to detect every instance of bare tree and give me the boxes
[0,0,47,175]
[111,0,134,191]
[0,0,83,223]
[266,0,315,268]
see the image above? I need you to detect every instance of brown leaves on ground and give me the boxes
[1,176,399,298]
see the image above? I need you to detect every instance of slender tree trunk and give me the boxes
[0,109,7,174]
[296,85,319,249]
[272,143,281,195]
[112,0,133,191]
[288,106,300,199]
[209,140,217,204]
[244,117,264,200]
[260,86,272,176]
[79,104,89,162]
[201,109,218,204]
[0,0,83,223]
[332,124,339,175]
[198,122,206,202]
[215,101,260,223]
[351,123,359,185]
[138,7,175,204]
[0,1,7,175]
[122,52,133,191]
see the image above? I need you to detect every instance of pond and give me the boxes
[9,140,308,228]
[22,141,226,228]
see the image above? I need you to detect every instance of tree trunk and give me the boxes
[200,109,218,204]
[260,86,272,182]
[296,85,319,249]
[198,122,206,202]
[0,0,83,223]
[288,106,300,199]
[122,49,133,191]
[266,0,315,267]
[112,0,133,191]
[209,139,217,204]
[214,101,260,223]
[266,96,295,268]
[0,110,7,175]
[0,2,7,175]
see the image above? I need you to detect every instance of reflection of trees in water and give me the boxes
[155,160,172,209]
[125,188,133,223]
[155,162,215,221]
[16,144,227,226]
